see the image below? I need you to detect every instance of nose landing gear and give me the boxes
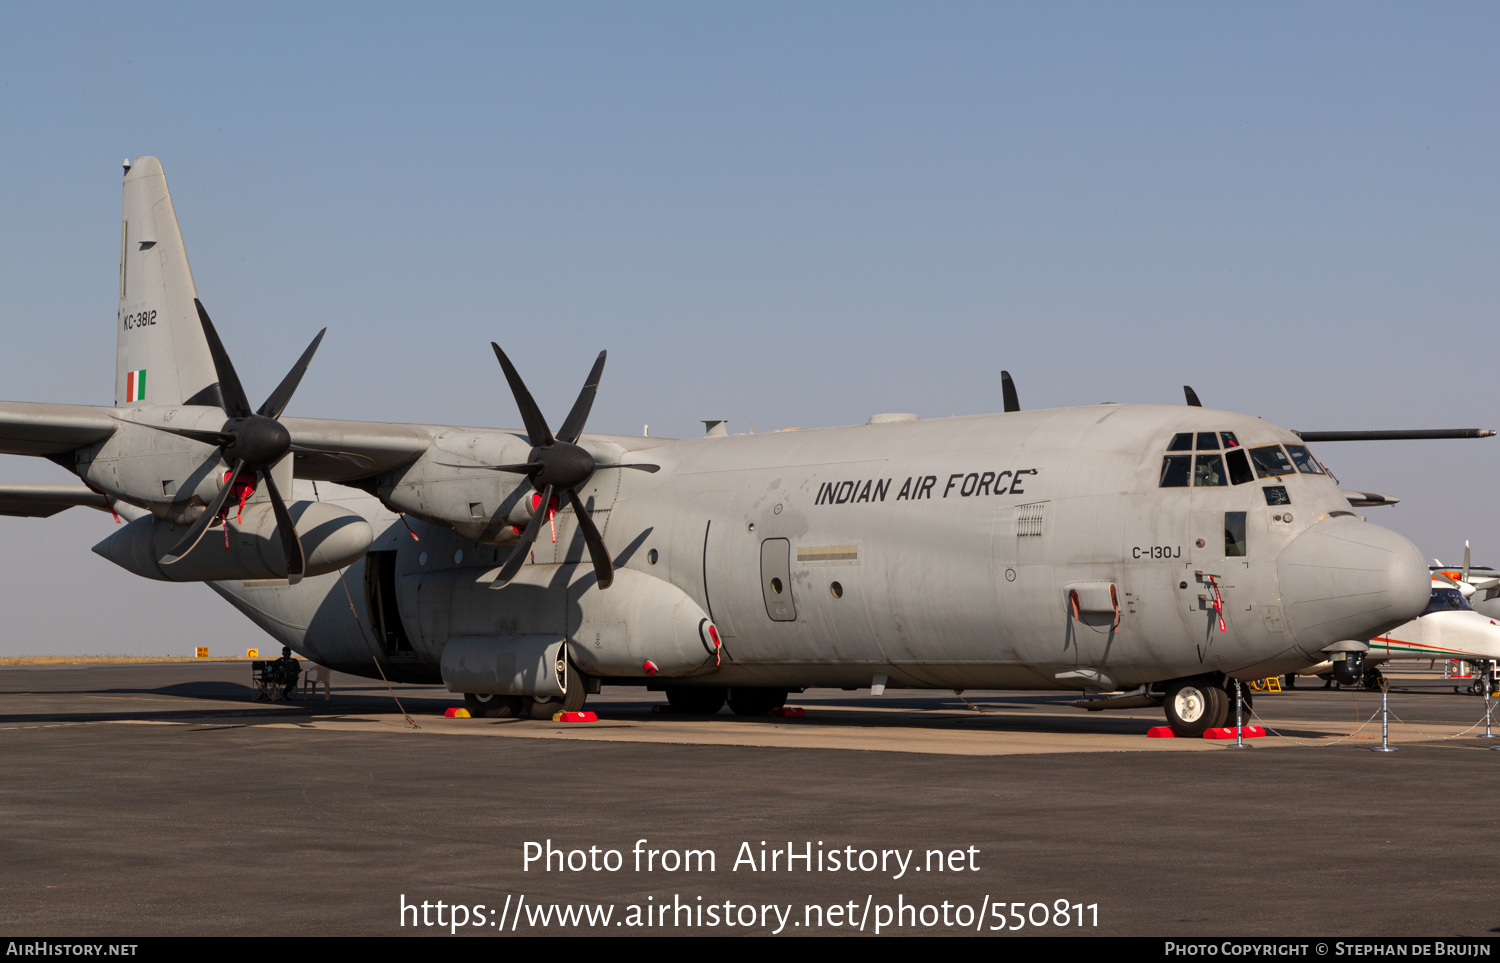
[1163,678,1229,737]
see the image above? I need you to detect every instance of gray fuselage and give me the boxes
[204,403,1430,694]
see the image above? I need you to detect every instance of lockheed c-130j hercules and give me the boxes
[0,157,1484,736]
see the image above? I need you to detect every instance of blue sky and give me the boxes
[1,3,1496,654]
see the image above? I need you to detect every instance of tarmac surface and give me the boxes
[2,661,1499,937]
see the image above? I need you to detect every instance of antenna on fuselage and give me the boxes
[1001,371,1020,413]
[1184,386,1202,407]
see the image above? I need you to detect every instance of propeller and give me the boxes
[1001,371,1020,413]
[475,345,659,590]
[140,299,324,584]
[1184,385,1202,407]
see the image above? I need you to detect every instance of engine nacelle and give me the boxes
[92,500,372,581]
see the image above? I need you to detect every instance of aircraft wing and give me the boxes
[281,417,436,482]
[0,403,435,484]
[0,483,111,517]
[0,402,117,456]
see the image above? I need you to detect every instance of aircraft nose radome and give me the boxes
[1275,519,1429,651]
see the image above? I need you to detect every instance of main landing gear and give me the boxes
[662,686,788,716]
[463,656,590,719]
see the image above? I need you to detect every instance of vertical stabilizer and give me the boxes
[116,157,220,408]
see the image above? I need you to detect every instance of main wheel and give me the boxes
[726,687,788,716]
[464,692,524,718]
[665,686,727,715]
[529,655,590,719]
[1164,679,1228,737]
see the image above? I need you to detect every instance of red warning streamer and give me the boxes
[1205,575,1228,633]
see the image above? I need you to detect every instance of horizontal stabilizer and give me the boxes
[0,483,111,517]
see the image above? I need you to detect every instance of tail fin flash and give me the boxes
[117,157,220,408]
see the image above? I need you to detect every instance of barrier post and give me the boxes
[1373,686,1397,752]
[1228,680,1253,750]
[1484,662,1497,740]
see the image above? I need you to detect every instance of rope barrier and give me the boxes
[1243,686,1500,748]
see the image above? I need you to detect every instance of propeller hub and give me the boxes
[222,414,291,471]
[530,442,595,492]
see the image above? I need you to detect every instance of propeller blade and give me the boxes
[162,459,245,564]
[261,471,305,586]
[1295,428,1496,442]
[193,299,253,418]
[288,446,376,471]
[492,344,555,448]
[592,462,661,473]
[257,328,327,419]
[493,484,553,588]
[557,351,607,444]
[566,487,613,590]
[113,417,234,447]
[433,461,541,473]
[1184,386,1202,407]
[1463,541,1471,584]
[1001,371,1020,413]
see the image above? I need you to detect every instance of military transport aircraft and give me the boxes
[0,157,1483,736]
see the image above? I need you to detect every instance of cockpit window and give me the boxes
[1225,448,1254,485]
[1263,485,1290,505]
[1193,454,1227,487]
[1220,432,1241,448]
[1160,455,1191,487]
[1249,445,1295,478]
[1422,587,1472,615]
[1167,433,1193,452]
[1196,432,1219,451]
[1284,444,1325,475]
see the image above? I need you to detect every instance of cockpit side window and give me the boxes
[1160,455,1191,487]
[1224,512,1247,556]
[1249,445,1295,478]
[1167,433,1193,452]
[1220,432,1241,448]
[1284,444,1325,475]
[1193,454,1227,487]
[1422,587,1472,615]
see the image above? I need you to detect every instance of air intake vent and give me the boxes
[1015,503,1046,537]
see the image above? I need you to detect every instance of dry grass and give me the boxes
[0,656,251,665]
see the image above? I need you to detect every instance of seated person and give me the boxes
[270,646,301,700]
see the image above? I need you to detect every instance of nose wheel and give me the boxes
[1164,678,1229,737]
